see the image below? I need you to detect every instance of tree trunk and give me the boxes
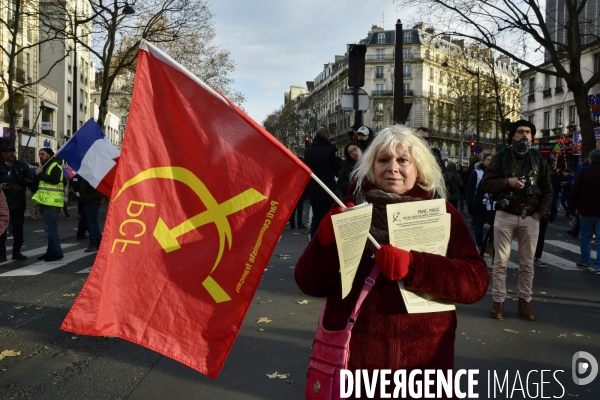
[571,86,596,158]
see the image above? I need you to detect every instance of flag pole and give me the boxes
[310,173,380,249]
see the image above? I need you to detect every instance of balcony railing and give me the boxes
[555,86,564,94]
[22,119,30,128]
[367,54,395,61]
[372,90,393,97]
[528,94,535,103]
[375,73,384,79]
[542,88,552,98]
[404,89,414,96]
[403,73,411,78]
[42,130,56,137]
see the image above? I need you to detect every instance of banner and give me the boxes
[61,40,312,378]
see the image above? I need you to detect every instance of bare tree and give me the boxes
[69,0,213,128]
[0,0,69,145]
[394,0,600,155]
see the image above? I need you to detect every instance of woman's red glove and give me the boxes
[317,202,355,246]
[374,245,414,281]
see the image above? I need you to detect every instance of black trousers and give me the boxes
[534,216,549,259]
[0,208,25,257]
[77,197,89,238]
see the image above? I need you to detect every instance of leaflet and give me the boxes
[385,198,456,313]
[331,203,373,299]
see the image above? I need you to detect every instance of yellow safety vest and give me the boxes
[33,162,64,207]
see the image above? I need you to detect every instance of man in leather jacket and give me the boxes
[0,145,35,261]
[481,120,552,321]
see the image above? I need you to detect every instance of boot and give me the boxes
[490,302,504,320]
[518,298,536,320]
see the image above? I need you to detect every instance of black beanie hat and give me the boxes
[508,120,536,142]
[40,147,55,157]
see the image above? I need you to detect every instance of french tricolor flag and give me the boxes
[56,118,120,197]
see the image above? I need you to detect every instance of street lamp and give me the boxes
[71,3,135,137]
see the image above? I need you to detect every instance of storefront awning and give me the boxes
[41,100,59,110]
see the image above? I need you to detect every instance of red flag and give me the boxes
[61,40,311,378]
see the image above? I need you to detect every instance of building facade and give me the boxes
[303,24,520,165]
[39,0,93,153]
[521,42,600,169]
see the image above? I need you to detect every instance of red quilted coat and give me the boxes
[295,182,489,399]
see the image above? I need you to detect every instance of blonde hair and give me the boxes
[350,124,447,198]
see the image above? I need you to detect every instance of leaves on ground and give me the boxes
[296,300,309,305]
[258,328,266,332]
[566,391,579,397]
[558,333,568,338]
[13,306,24,310]
[0,350,20,360]
[257,317,272,324]
[573,333,590,338]
[539,291,547,294]
[277,254,291,259]
[266,372,289,379]
[503,329,518,334]
[62,293,76,297]
[286,379,295,385]
[71,336,79,340]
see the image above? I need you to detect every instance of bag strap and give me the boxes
[317,264,381,331]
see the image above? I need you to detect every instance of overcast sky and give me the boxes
[210,0,404,125]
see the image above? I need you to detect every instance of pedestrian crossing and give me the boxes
[482,240,593,271]
[0,245,93,276]
[0,238,594,277]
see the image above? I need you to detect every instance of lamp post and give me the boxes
[71,2,135,137]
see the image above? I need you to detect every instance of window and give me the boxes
[403,65,411,78]
[375,102,383,115]
[528,78,535,94]
[376,66,384,79]
[555,109,562,127]
[569,105,577,124]
[594,53,600,73]
[556,76,562,88]
[403,48,411,60]
[425,50,430,59]
[429,68,434,80]
[403,83,411,95]
[376,49,385,60]
[429,85,434,96]
[67,81,72,103]
[375,84,384,95]
[543,112,550,129]
[403,31,412,43]
[377,33,386,44]
[544,74,551,89]
[528,115,534,124]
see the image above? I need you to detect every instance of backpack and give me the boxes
[446,172,457,194]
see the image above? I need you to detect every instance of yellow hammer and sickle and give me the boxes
[114,167,266,303]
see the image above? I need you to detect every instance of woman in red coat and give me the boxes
[295,125,489,399]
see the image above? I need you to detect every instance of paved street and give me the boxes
[0,201,599,399]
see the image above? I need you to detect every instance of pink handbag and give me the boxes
[305,265,380,400]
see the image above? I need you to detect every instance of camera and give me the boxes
[495,190,516,210]
[519,176,536,196]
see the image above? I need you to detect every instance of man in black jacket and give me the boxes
[304,127,340,238]
[481,120,552,321]
[568,148,600,274]
[0,145,35,261]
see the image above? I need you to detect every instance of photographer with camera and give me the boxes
[481,120,552,321]
[0,145,35,261]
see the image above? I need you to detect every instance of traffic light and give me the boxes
[305,137,310,148]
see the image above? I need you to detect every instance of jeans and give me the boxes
[474,213,487,246]
[579,215,600,269]
[41,206,62,257]
[85,201,102,247]
[492,211,540,302]
[0,208,25,257]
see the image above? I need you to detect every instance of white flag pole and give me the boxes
[310,173,381,249]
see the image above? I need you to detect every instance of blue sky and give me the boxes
[211,1,402,125]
